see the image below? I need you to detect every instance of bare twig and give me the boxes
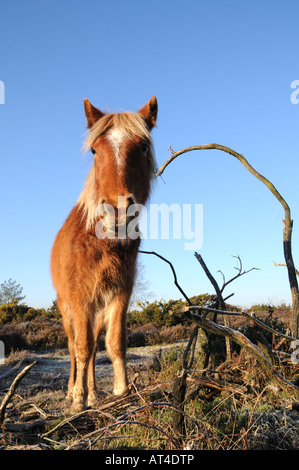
[219,255,259,293]
[0,361,36,423]
[68,418,180,450]
[117,401,201,429]
[66,401,203,450]
[139,250,193,308]
[168,144,176,155]
[41,380,175,440]
[139,249,201,366]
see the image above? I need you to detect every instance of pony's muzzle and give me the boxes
[98,194,137,210]
[96,194,140,238]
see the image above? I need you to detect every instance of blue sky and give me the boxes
[0,0,298,309]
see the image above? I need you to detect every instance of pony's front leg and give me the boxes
[105,296,129,396]
[87,319,105,407]
[71,316,94,414]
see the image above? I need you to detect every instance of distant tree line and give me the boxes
[0,299,60,325]
[0,278,223,327]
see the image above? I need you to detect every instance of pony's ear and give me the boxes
[138,96,158,130]
[84,99,105,128]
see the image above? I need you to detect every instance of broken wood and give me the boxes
[172,370,188,436]
[187,312,298,393]
[185,375,247,401]
[3,418,46,433]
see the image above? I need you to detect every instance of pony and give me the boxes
[50,96,158,413]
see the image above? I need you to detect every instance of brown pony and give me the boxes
[51,97,158,413]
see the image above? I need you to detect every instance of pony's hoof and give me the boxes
[69,400,86,415]
[87,394,97,408]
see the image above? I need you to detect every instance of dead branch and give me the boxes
[156,143,299,338]
[71,419,180,450]
[156,144,291,217]
[141,250,298,392]
[194,252,232,360]
[0,359,24,382]
[41,380,175,440]
[66,401,202,450]
[0,361,36,424]
[176,305,297,342]
[273,261,299,277]
[139,250,193,308]
[194,252,225,309]
[188,312,298,392]
[139,249,201,435]
[118,401,200,428]
[185,375,247,401]
[3,418,46,433]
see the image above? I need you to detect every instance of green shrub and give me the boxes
[127,294,217,328]
[0,301,29,324]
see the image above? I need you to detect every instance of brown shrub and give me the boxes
[159,324,191,343]
[0,324,28,353]
[0,318,67,352]
[127,323,192,348]
[24,318,67,350]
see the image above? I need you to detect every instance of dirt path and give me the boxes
[1,341,184,397]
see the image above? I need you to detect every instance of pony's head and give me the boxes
[78,97,158,238]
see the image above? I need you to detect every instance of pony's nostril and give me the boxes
[127,194,137,208]
[127,197,134,208]
[98,197,106,206]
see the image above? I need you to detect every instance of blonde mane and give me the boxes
[78,112,156,230]
[83,112,151,152]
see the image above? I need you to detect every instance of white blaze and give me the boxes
[107,128,126,168]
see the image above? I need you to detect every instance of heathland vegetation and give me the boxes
[0,295,291,353]
[0,283,298,450]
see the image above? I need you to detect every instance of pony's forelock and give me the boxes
[83,112,151,153]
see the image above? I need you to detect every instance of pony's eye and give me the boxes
[91,148,96,155]
[140,143,149,154]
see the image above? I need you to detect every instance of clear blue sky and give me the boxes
[0,0,298,309]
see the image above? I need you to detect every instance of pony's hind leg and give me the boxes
[59,302,76,405]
